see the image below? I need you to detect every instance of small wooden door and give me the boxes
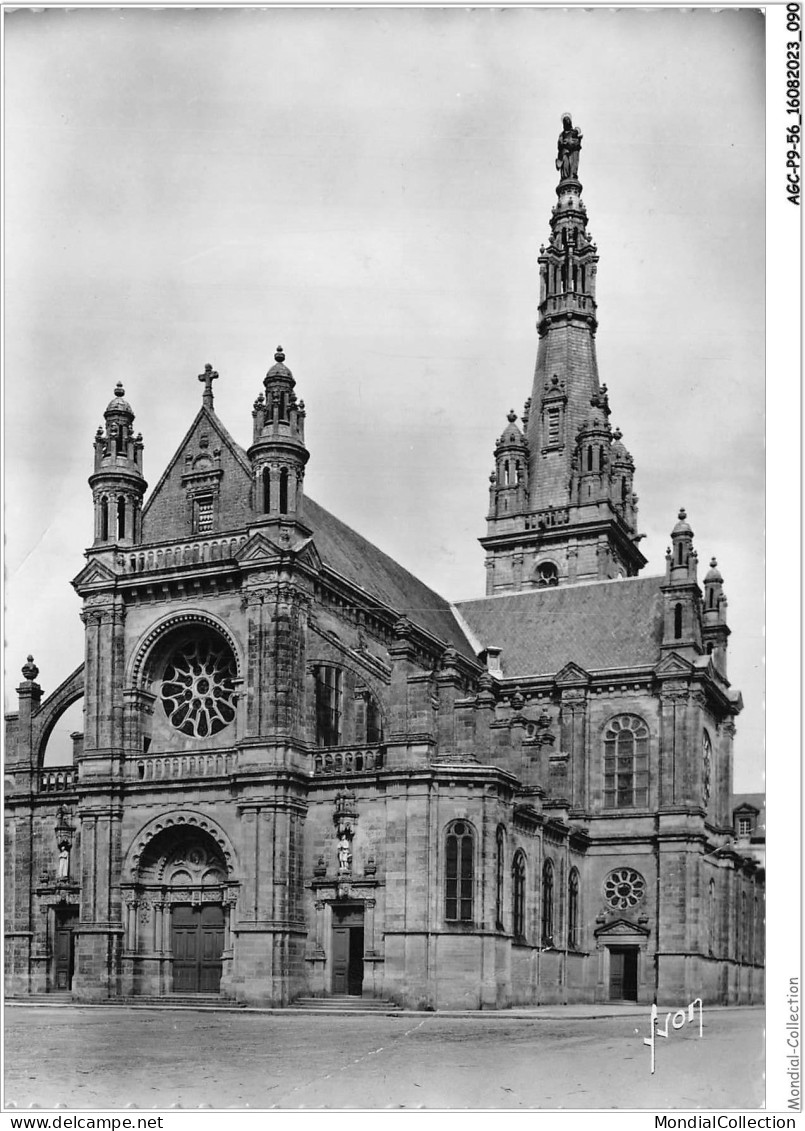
[331,905,364,996]
[609,947,638,1001]
[172,904,224,993]
[54,909,78,990]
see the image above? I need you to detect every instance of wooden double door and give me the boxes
[171,903,224,993]
[331,904,365,996]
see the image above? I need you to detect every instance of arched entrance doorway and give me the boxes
[122,825,237,997]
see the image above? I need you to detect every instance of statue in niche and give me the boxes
[556,113,583,181]
[337,836,352,874]
[56,845,70,880]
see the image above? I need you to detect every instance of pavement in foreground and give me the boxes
[4,1005,764,1110]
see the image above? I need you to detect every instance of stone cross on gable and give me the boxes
[198,363,219,409]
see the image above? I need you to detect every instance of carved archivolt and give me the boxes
[123,809,238,879]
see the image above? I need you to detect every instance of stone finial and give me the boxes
[710,556,718,568]
[114,382,125,399]
[21,655,39,682]
[198,363,219,409]
[274,346,285,364]
[613,427,622,441]
[507,409,517,423]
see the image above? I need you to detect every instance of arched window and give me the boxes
[587,446,593,471]
[117,496,126,540]
[568,868,580,950]
[279,468,289,514]
[512,851,526,939]
[603,715,650,808]
[541,859,554,945]
[314,665,342,747]
[445,821,474,923]
[495,827,505,931]
[674,603,683,639]
[100,497,109,541]
[677,541,685,566]
[262,467,270,513]
[537,561,559,588]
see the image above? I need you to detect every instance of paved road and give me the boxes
[4,1005,764,1110]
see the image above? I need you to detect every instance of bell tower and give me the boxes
[88,383,147,548]
[481,115,647,594]
[248,346,309,531]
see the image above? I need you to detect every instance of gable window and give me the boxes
[603,715,649,808]
[737,814,753,837]
[315,665,342,747]
[195,495,214,534]
[512,851,526,940]
[445,821,474,923]
[541,859,554,945]
[568,868,580,950]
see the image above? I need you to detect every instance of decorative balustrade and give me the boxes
[130,750,238,782]
[40,767,77,792]
[122,534,249,575]
[525,507,570,530]
[313,746,385,776]
[540,292,595,317]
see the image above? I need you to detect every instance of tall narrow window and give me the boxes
[495,827,505,931]
[195,496,214,534]
[100,497,109,541]
[677,542,684,565]
[279,468,289,514]
[674,603,683,639]
[603,715,650,808]
[262,466,271,513]
[598,444,604,471]
[587,446,593,471]
[568,868,580,950]
[365,693,383,745]
[512,851,526,939]
[708,879,716,956]
[445,822,474,923]
[117,496,126,540]
[547,408,560,446]
[315,665,342,746]
[541,859,554,945]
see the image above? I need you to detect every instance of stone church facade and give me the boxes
[4,122,764,1009]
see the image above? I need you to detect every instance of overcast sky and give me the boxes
[4,6,765,787]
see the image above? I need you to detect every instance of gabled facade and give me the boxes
[4,119,763,1009]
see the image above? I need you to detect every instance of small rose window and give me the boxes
[160,632,237,738]
[604,867,646,910]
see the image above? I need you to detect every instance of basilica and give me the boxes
[4,121,764,1009]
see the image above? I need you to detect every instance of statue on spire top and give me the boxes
[556,113,583,182]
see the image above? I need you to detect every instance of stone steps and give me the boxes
[292,996,400,1012]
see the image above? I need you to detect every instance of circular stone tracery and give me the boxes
[604,868,646,910]
[160,632,237,738]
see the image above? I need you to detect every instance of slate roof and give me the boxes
[453,576,666,678]
[302,496,477,661]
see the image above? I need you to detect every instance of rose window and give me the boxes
[604,868,646,910]
[160,633,237,738]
